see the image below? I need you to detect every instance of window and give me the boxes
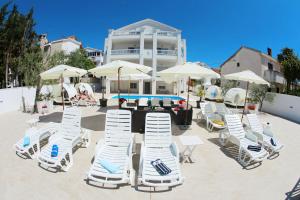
[158,86,166,90]
[237,62,240,67]
[130,83,137,89]
[268,62,273,70]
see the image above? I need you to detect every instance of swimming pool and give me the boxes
[111,94,185,101]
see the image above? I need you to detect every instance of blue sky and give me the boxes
[2,0,300,67]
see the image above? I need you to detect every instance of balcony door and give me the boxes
[144,82,151,94]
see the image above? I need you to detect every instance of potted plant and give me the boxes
[99,86,107,107]
[196,85,205,108]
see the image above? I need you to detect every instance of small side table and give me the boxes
[179,136,203,163]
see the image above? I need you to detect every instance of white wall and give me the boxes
[62,41,80,54]
[262,93,300,123]
[0,87,36,114]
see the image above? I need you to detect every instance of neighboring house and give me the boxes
[85,47,104,66]
[220,46,285,93]
[42,35,82,57]
[103,18,187,95]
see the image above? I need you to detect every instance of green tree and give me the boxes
[277,48,300,93]
[249,83,275,111]
[66,48,95,70]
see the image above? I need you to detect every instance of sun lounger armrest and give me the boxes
[170,142,179,160]
[245,130,258,143]
[48,133,63,142]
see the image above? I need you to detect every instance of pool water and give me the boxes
[112,94,185,101]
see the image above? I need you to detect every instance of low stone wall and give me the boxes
[262,92,300,124]
[0,87,36,114]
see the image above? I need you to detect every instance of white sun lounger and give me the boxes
[14,122,59,159]
[87,109,134,186]
[37,107,90,172]
[247,114,284,156]
[199,102,226,132]
[138,113,183,188]
[219,114,269,167]
[139,98,148,107]
[151,98,160,107]
[163,98,172,108]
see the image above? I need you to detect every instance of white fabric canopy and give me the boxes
[158,62,220,83]
[223,70,270,86]
[40,65,87,80]
[88,60,152,78]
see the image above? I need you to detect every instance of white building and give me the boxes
[43,36,81,56]
[85,47,104,66]
[103,19,187,95]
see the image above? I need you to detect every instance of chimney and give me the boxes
[267,48,272,57]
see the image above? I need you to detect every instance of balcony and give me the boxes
[157,49,177,56]
[112,31,140,36]
[157,31,178,37]
[264,70,285,84]
[111,49,140,55]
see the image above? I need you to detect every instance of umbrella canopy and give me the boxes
[223,70,270,86]
[88,60,152,78]
[158,62,220,82]
[40,64,87,80]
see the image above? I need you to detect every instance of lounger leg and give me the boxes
[61,151,73,172]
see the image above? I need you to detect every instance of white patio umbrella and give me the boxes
[223,70,270,119]
[158,62,220,125]
[40,64,87,109]
[88,60,152,107]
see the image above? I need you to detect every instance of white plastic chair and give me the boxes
[86,109,134,186]
[219,114,269,167]
[138,113,183,188]
[247,114,284,156]
[200,102,226,132]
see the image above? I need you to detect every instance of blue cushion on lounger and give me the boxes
[270,138,277,146]
[51,144,59,157]
[100,159,120,173]
[23,136,30,147]
[151,159,172,175]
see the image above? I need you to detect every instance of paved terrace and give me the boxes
[1,100,300,200]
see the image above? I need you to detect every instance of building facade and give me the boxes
[42,35,81,57]
[103,19,187,95]
[85,47,104,66]
[220,46,285,92]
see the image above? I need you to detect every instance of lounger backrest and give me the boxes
[139,98,148,106]
[145,112,172,148]
[163,98,171,106]
[104,109,132,147]
[60,107,81,138]
[225,114,245,139]
[200,102,208,114]
[151,98,160,107]
[204,103,214,114]
[216,103,230,115]
[247,114,263,134]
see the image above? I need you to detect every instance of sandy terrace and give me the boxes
[0,102,300,200]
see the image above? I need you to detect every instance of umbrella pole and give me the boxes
[185,76,191,126]
[118,67,122,108]
[241,81,249,121]
[61,74,65,110]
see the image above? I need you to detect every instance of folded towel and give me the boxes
[247,145,261,152]
[151,159,172,175]
[51,144,59,157]
[100,159,120,173]
[212,119,225,126]
[270,138,277,146]
[23,136,30,147]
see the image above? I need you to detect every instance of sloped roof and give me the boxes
[115,18,180,32]
[220,46,280,68]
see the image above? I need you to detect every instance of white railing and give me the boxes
[157,31,178,37]
[111,49,140,55]
[112,31,140,36]
[157,49,177,56]
[263,70,285,84]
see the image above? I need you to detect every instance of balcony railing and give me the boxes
[157,49,177,56]
[112,31,140,36]
[110,49,177,56]
[157,31,178,37]
[111,49,140,55]
[264,70,285,84]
